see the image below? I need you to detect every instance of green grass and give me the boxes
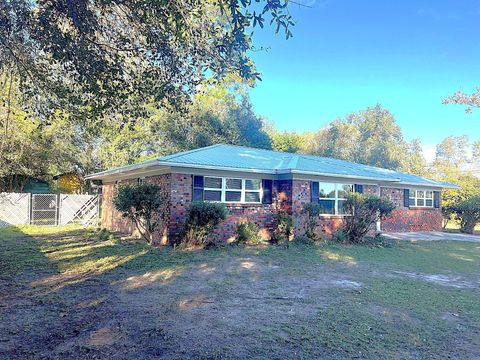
[1,226,479,359]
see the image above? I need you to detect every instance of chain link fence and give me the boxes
[0,193,99,227]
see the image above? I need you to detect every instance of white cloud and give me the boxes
[422,144,437,164]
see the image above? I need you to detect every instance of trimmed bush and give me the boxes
[446,196,480,234]
[235,220,261,244]
[183,202,228,246]
[113,183,167,244]
[341,192,395,243]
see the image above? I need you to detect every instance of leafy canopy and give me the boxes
[1,0,294,119]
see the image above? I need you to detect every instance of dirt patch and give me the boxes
[2,229,480,359]
[392,271,478,289]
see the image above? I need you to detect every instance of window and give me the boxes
[409,189,434,207]
[316,182,353,215]
[203,177,262,203]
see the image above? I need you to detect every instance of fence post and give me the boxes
[29,193,33,225]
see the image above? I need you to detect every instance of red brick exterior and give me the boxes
[101,174,172,245]
[380,187,443,232]
[100,173,443,244]
[292,180,345,237]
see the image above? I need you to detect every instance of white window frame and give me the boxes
[203,177,262,204]
[316,182,353,215]
[409,189,434,208]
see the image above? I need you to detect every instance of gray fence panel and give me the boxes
[0,193,30,227]
[0,193,99,227]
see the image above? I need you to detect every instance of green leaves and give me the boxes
[1,0,295,119]
[113,183,167,244]
[341,193,396,243]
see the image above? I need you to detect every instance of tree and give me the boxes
[311,104,427,174]
[113,183,168,244]
[443,88,480,113]
[0,75,86,191]
[96,78,272,169]
[1,0,294,119]
[434,135,470,170]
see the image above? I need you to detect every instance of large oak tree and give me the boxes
[1,0,295,120]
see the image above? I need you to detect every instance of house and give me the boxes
[86,144,458,244]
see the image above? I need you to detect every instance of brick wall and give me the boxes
[100,174,443,245]
[100,174,171,245]
[291,180,344,237]
[101,174,294,244]
[101,179,137,236]
[210,179,292,243]
[380,187,442,232]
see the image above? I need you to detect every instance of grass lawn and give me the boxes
[1,226,479,359]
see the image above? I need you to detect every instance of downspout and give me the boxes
[376,185,381,233]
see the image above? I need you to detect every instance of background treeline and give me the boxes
[2,74,479,200]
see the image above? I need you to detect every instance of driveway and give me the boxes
[384,231,480,243]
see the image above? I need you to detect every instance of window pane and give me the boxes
[409,190,415,199]
[417,198,425,206]
[417,190,425,199]
[337,184,353,198]
[226,191,241,202]
[426,199,433,207]
[204,190,221,201]
[337,200,348,215]
[409,198,415,206]
[319,183,336,198]
[245,192,260,203]
[426,191,433,199]
[319,199,335,214]
[205,177,222,189]
[226,178,242,190]
[245,179,261,190]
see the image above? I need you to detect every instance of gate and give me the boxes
[31,194,59,225]
[0,193,99,227]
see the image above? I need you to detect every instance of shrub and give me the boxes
[446,196,480,234]
[271,211,293,245]
[113,183,167,244]
[183,202,228,246]
[341,192,395,243]
[235,220,261,245]
[303,203,324,241]
[292,235,314,245]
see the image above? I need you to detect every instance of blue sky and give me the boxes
[248,0,480,160]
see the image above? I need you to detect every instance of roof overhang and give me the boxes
[86,160,459,190]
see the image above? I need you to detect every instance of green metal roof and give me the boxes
[87,144,458,189]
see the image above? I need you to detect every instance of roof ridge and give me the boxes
[159,144,223,161]
[211,143,299,159]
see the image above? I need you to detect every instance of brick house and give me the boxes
[87,144,458,244]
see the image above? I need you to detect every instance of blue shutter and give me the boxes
[354,184,363,193]
[404,189,410,208]
[434,191,440,208]
[193,175,204,201]
[311,182,319,203]
[262,179,273,204]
